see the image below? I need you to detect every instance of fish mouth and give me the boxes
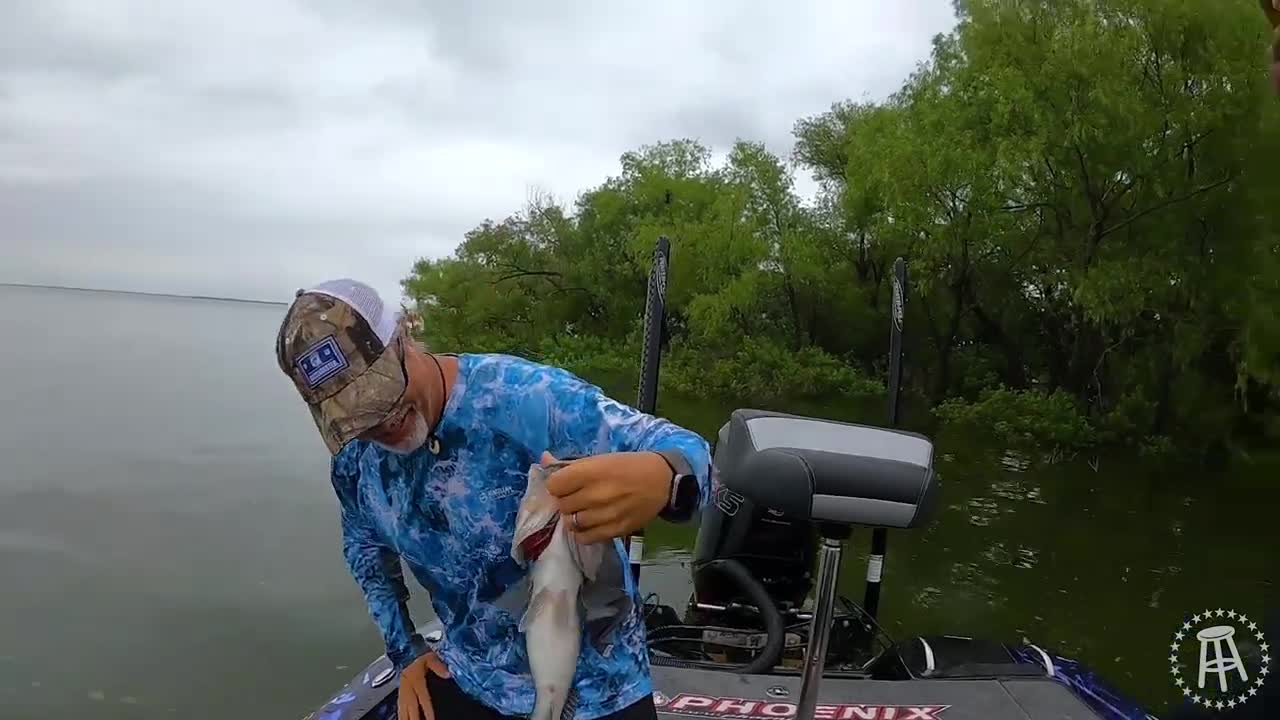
[519,516,559,562]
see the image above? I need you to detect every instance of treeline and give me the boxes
[403,0,1280,460]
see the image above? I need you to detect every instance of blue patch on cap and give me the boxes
[296,335,349,387]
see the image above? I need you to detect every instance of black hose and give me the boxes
[699,559,786,674]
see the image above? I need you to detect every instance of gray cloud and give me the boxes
[0,0,956,304]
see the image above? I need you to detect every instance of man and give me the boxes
[275,279,711,720]
[1265,0,1280,94]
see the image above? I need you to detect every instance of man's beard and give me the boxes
[373,408,431,455]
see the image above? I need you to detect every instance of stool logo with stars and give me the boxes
[1168,608,1269,712]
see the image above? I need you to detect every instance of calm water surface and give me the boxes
[0,285,1274,719]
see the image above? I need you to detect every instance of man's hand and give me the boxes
[542,451,671,544]
[397,651,450,720]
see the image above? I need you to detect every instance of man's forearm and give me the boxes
[342,534,426,670]
[621,423,713,520]
[543,368,714,518]
[332,454,426,671]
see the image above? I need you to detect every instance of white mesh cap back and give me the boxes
[306,278,401,344]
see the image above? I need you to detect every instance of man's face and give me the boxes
[356,334,431,455]
[363,403,430,454]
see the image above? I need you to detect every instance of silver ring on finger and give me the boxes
[571,511,581,530]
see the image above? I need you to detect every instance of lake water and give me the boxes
[0,284,1274,719]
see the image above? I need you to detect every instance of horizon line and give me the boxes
[0,281,288,307]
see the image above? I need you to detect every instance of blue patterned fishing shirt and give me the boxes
[328,353,713,719]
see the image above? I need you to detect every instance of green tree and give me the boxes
[403,0,1280,455]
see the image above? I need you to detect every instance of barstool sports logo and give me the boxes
[1169,608,1269,711]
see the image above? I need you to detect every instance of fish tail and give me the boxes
[530,691,567,720]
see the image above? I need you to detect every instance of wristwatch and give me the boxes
[654,449,700,522]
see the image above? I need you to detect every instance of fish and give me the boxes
[511,461,607,720]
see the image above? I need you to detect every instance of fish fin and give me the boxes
[519,587,575,634]
[577,543,632,650]
[568,537,606,583]
[518,589,547,634]
[511,464,561,565]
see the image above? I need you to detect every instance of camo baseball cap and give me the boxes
[275,278,408,454]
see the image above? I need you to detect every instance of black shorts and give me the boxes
[421,671,658,719]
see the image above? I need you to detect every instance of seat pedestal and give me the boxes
[795,525,850,719]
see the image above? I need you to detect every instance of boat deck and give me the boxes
[650,665,1105,719]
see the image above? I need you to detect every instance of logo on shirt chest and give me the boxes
[480,486,522,503]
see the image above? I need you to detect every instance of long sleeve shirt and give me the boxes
[328,352,712,719]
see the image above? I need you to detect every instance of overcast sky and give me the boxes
[1,0,957,304]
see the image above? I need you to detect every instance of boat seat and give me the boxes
[712,408,937,528]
